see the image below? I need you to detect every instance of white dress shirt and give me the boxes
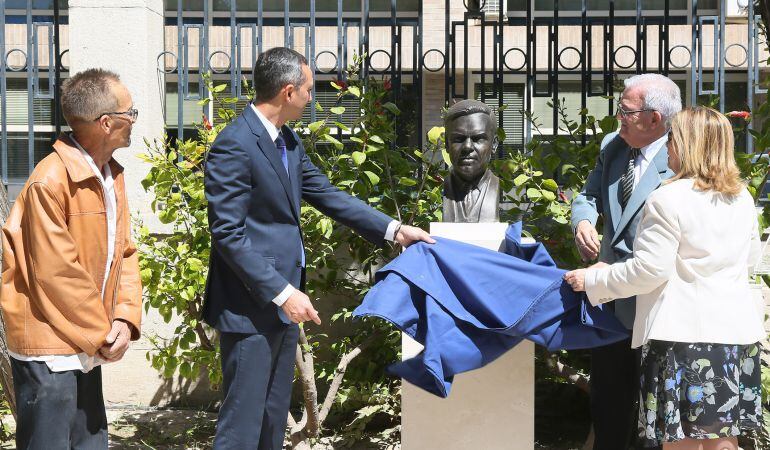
[632,133,667,190]
[249,104,400,306]
[584,178,765,348]
[9,134,115,372]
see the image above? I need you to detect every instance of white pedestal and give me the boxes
[401,222,535,450]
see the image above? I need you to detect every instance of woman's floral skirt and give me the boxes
[638,340,764,447]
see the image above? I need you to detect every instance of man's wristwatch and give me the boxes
[394,222,403,240]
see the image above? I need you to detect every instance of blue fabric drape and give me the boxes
[353,222,629,398]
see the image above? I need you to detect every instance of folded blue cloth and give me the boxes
[353,222,629,398]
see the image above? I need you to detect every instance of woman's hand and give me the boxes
[563,269,587,292]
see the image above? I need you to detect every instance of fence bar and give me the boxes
[0,0,7,184]
[176,1,184,141]
[53,0,61,135]
[26,2,34,173]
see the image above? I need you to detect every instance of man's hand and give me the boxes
[395,224,436,248]
[574,220,600,261]
[563,269,587,292]
[99,320,132,362]
[281,290,322,325]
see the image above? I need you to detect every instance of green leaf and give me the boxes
[315,101,324,112]
[363,171,380,185]
[330,106,346,115]
[348,86,361,97]
[308,120,325,133]
[427,126,445,145]
[542,179,559,192]
[323,134,344,150]
[399,177,417,186]
[441,149,452,166]
[513,174,530,187]
[526,188,542,200]
[382,102,401,115]
[352,151,366,166]
[212,83,227,93]
[334,121,351,132]
[496,127,507,142]
[542,190,556,201]
[370,135,385,145]
[188,257,203,272]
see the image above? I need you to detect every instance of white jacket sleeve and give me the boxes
[747,211,762,275]
[584,192,680,305]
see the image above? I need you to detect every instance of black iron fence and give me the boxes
[1,0,768,192]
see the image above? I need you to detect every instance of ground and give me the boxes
[0,406,588,449]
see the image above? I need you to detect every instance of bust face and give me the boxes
[446,112,497,183]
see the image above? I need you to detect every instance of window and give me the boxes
[476,83,525,152]
[0,78,57,126]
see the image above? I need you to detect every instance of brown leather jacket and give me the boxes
[1,134,142,356]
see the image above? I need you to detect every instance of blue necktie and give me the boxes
[275,133,289,175]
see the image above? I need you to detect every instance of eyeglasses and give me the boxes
[95,107,139,122]
[616,103,654,118]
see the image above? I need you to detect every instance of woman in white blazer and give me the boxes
[565,107,765,450]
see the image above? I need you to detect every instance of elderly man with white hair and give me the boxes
[571,73,681,450]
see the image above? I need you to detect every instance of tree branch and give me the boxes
[295,327,320,436]
[186,301,214,351]
[318,331,382,424]
[543,351,590,394]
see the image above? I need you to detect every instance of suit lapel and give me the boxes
[244,107,298,221]
[606,142,627,234]
[281,126,302,218]
[611,144,670,244]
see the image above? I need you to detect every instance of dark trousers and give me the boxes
[11,358,107,450]
[590,337,642,450]
[213,324,300,450]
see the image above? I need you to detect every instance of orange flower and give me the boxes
[202,115,213,130]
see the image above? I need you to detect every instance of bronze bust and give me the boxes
[442,99,500,223]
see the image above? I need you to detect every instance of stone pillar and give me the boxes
[401,222,535,450]
[67,0,164,231]
[66,1,195,407]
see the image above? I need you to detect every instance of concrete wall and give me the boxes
[67,0,202,407]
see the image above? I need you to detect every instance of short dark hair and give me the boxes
[252,47,308,103]
[61,68,121,126]
[445,99,495,123]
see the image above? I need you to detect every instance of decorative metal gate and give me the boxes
[1,0,768,195]
[0,0,66,198]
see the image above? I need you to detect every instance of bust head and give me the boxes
[445,99,498,184]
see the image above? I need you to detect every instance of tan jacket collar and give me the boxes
[52,134,124,183]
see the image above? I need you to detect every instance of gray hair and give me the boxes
[623,74,682,125]
[252,47,308,103]
[61,68,121,125]
[446,99,497,132]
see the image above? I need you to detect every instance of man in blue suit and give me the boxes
[571,74,680,450]
[203,47,433,450]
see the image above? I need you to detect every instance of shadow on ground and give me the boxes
[107,409,216,449]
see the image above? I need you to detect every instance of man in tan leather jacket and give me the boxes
[0,68,142,449]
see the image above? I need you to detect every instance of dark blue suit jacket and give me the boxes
[353,222,629,397]
[203,106,393,333]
